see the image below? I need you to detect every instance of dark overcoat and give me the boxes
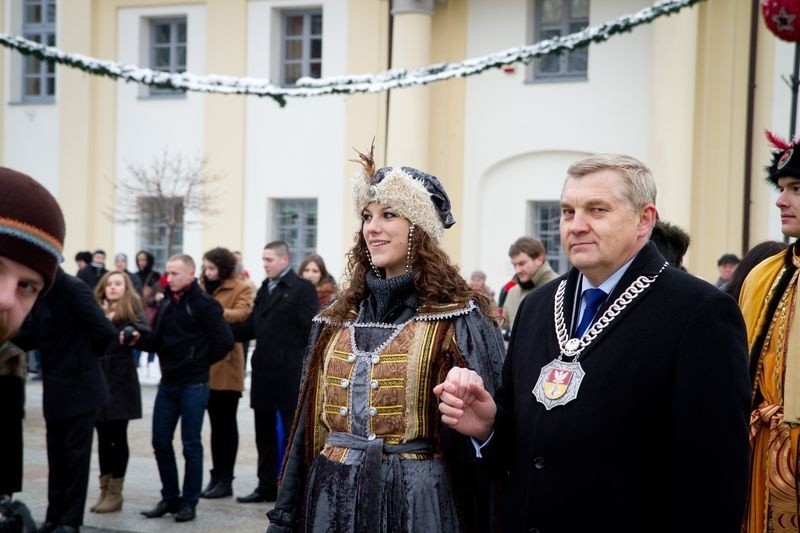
[242,269,318,411]
[96,321,146,422]
[489,242,751,532]
[16,269,116,420]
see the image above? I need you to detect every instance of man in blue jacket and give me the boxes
[130,254,233,523]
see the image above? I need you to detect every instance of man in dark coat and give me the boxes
[235,241,318,503]
[15,268,117,532]
[130,254,233,523]
[435,154,751,532]
[0,167,66,502]
[77,249,108,290]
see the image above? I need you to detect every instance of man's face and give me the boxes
[717,262,737,282]
[776,176,800,238]
[165,259,195,292]
[115,258,127,271]
[262,248,289,279]
[510,253,545,284]
[560,169,655,286]
[93,252,106,265]
[0,256,45,344]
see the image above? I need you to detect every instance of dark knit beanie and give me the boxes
[0,167,65,292]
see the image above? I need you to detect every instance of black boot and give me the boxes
[203,476,233,499]
[200,469,219,498]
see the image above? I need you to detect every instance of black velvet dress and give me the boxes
[267,272,505,532]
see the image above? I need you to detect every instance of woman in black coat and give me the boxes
[90,271,146,513]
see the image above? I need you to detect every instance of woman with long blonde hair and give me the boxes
[90,271,147,513]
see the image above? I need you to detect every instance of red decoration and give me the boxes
[763,0,800,42]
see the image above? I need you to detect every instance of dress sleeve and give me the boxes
[453,307,505,394]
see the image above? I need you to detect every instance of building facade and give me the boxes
[0,0,789,289]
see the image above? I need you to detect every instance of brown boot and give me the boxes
[94,476,124,513]
[89,474,110,512]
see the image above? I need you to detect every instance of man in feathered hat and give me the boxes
[739,131,800,532]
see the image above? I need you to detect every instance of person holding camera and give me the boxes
[125,254,233,523]
[89,271,149,513]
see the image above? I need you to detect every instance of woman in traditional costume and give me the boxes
[266,146,505,532]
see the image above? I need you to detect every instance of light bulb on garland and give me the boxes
[763,0,800,42]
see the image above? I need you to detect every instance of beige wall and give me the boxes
[203,0,246,252]
[343,0,390,247]
[688,0,753,281]
[428,0,467,263]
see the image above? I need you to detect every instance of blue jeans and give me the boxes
[152,382,209,506]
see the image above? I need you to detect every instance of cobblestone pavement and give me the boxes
[17,367,273,533]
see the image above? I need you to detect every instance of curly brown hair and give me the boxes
[202,247,237,281]
[322,225,498,322]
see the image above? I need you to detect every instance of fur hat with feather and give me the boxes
[352,142,455,244]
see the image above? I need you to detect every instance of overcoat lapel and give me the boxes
[559,242,669,361]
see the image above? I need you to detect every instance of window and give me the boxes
[530,201,569,274]
[531,0,589,81]
[273,199,317,270]
[280,10,322,86]
[22,0,56,101]
[148,17,187,96]
[138,197,184,271]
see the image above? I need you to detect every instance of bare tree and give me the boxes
[114,150,221,260]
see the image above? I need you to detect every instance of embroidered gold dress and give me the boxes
[267,272,505,533]
[740,250,800,532]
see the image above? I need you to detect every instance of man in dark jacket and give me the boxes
[130,254,233,522]
[0,167,66,504]
[235,241,318,503]
[16,268,117,533]
[76,249,108,290]
[435,154,751,532]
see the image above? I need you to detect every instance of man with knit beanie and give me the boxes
[0,167,65,503]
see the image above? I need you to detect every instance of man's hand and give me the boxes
[118,327,140,347]
[433,367,497,442]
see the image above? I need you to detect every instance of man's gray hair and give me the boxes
[566,154,657,211]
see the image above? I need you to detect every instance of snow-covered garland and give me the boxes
[0,0,701,107]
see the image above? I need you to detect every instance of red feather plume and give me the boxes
[766,129,794,152]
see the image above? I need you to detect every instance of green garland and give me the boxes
[0,0,702,107]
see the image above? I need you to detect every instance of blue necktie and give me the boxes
[575,288,606,337]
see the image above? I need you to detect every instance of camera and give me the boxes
[122,325,136,345]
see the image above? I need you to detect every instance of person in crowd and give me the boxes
[113,253,143,294]
[650,218,691,269]
[233,251,251,280]
[716,253,740,288]
[89,271,147,513]
[435,153,750,531]
[299,253,337,307]
[234,242,318,504]
[77,249,108,290]
[468,270,495,301]
[15,267,117,533]
[502,236,558,331]
[739,132,800,532]
[198,247,254,499]
[265,147,505,532]
[134,251,161,370]
[0,167,66,500]
[724,240,787,301]
[496,275,517,311]
[134,251,161,325]
[127,254,234,523]
[74,251,91,274]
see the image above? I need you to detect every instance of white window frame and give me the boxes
[22,0,56,102]
[529,0,589,82]
[279,9,322,87]
[272,199,317,270]
[529,201,569,274]
[148,16,187,97]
